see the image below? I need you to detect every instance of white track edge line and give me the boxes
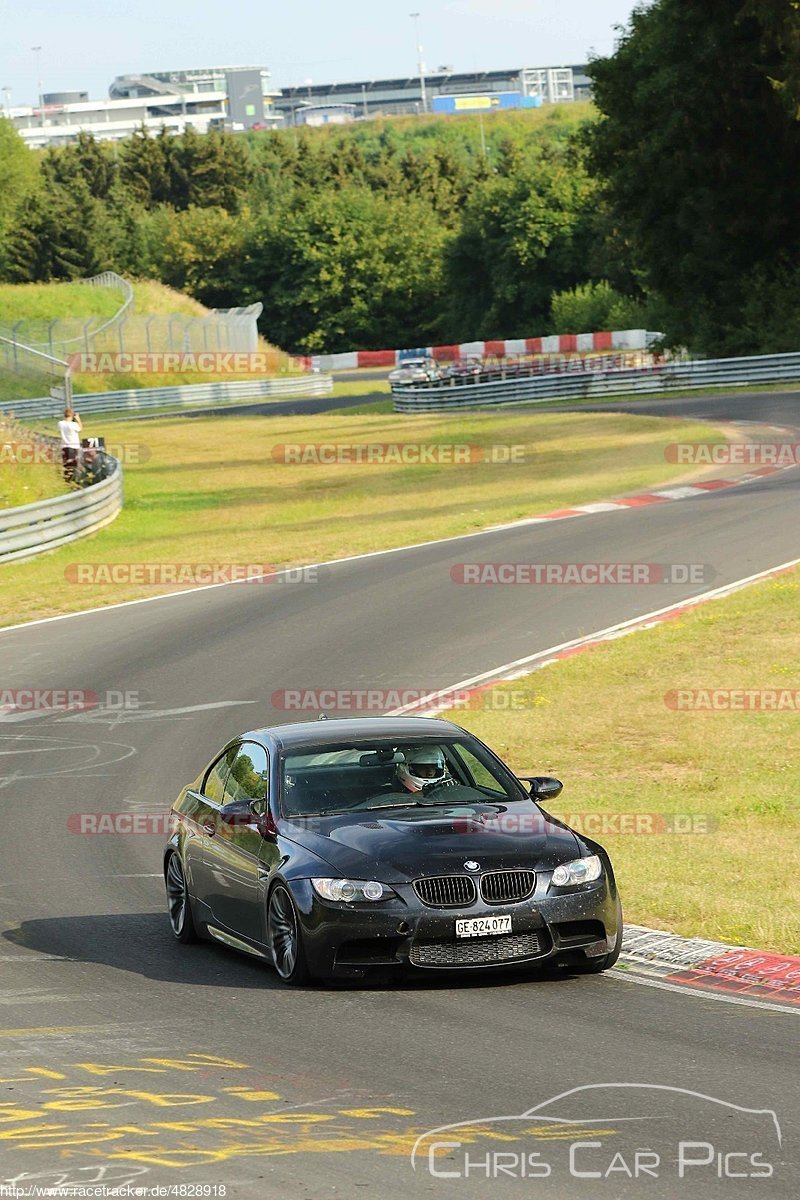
[386,554,800,713]
[2,453,793,637]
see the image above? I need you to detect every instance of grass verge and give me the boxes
[443,570,800,953]
[1,418,71,508]
[0,406,717,625]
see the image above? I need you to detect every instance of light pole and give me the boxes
[2,87,11,119]
[31,45,43,124]
[410,13,427,114]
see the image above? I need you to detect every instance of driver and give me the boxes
[396,746,452,793]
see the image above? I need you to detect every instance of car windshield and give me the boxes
[280,737,524,817]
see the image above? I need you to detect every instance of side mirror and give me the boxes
[250,801,278,840]
[518,776,563,802]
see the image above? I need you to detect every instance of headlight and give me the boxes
[551,855,602,887]
[312,878,395,903]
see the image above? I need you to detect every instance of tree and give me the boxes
[444,144,598,339]
[743,0,800,119]
[138,204,247,306]
[0,120,39,278]
[241,187,451,352]
[118,128,172,207]
[42,132,117,199]
[5,178,114,282]
[588,1,800,353]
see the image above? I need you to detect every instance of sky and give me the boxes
[0,0,640,107]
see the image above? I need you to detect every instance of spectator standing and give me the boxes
[58,407,82,483]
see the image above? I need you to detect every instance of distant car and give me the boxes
[164,716,623,985]
[388,357,442,385]
[444,356,485,382]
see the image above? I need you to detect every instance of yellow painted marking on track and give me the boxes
[96,1132,415,1169]
[519,1124,621,1140]
[26,1068,67,1079]
[141,1054,250,1072]
[339,1107,416,1118]
[40,1087,216,1110]
[0,1105,41,1123]
[221,1087,281,1101]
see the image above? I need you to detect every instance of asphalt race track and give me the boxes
[1,388,799,1197]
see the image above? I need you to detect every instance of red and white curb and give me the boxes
[619,926,800,1010]
[305,329,654,372]
[488,465,795,532]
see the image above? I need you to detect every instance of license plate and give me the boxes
[455,914,512,939]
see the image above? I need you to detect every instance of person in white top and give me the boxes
[58,408,82,483]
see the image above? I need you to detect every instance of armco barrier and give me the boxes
[312,330,659,372]
[392,350,800,411]
[0,374,334,422]
[0,450,123,565]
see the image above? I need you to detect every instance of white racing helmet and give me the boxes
[397,745,451,793]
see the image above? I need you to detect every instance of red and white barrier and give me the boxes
[308,330,654,372]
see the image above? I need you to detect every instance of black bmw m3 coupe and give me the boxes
[164,716,623,984]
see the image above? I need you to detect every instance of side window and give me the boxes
[449,746,507,796]
[223,742,269,807]
[203,745,237,804]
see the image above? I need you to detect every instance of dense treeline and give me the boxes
[3,0,800,358]
[0,108,647,352]
[588,0,800,355]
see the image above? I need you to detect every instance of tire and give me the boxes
[571,900,623,974]
[165,853,198,944]
[267,884,310,985]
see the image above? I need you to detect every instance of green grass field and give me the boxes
[444,570,800,953]
[0,419,70,508]
[0,406,716,624]
[0,282,123,325]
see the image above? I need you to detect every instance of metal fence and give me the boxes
[0,272,133,359]
[392,350,800,411]
[0,336,73,407]
[0,373,334,421]
[0,272,263,360]
[0,433,123,565]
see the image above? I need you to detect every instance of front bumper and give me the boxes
[288,873,620,978]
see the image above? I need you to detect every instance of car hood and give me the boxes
[282,801,581,882]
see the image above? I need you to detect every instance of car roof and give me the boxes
[239,715,467,751]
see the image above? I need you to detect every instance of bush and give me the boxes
[550,280,655,333]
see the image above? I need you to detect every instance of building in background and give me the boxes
[9,65,281,148]
[295,103,357,127]
[7,61,587,146]
[278,64,580,123]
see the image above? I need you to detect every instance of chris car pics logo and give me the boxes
[411,1084,781,1183]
